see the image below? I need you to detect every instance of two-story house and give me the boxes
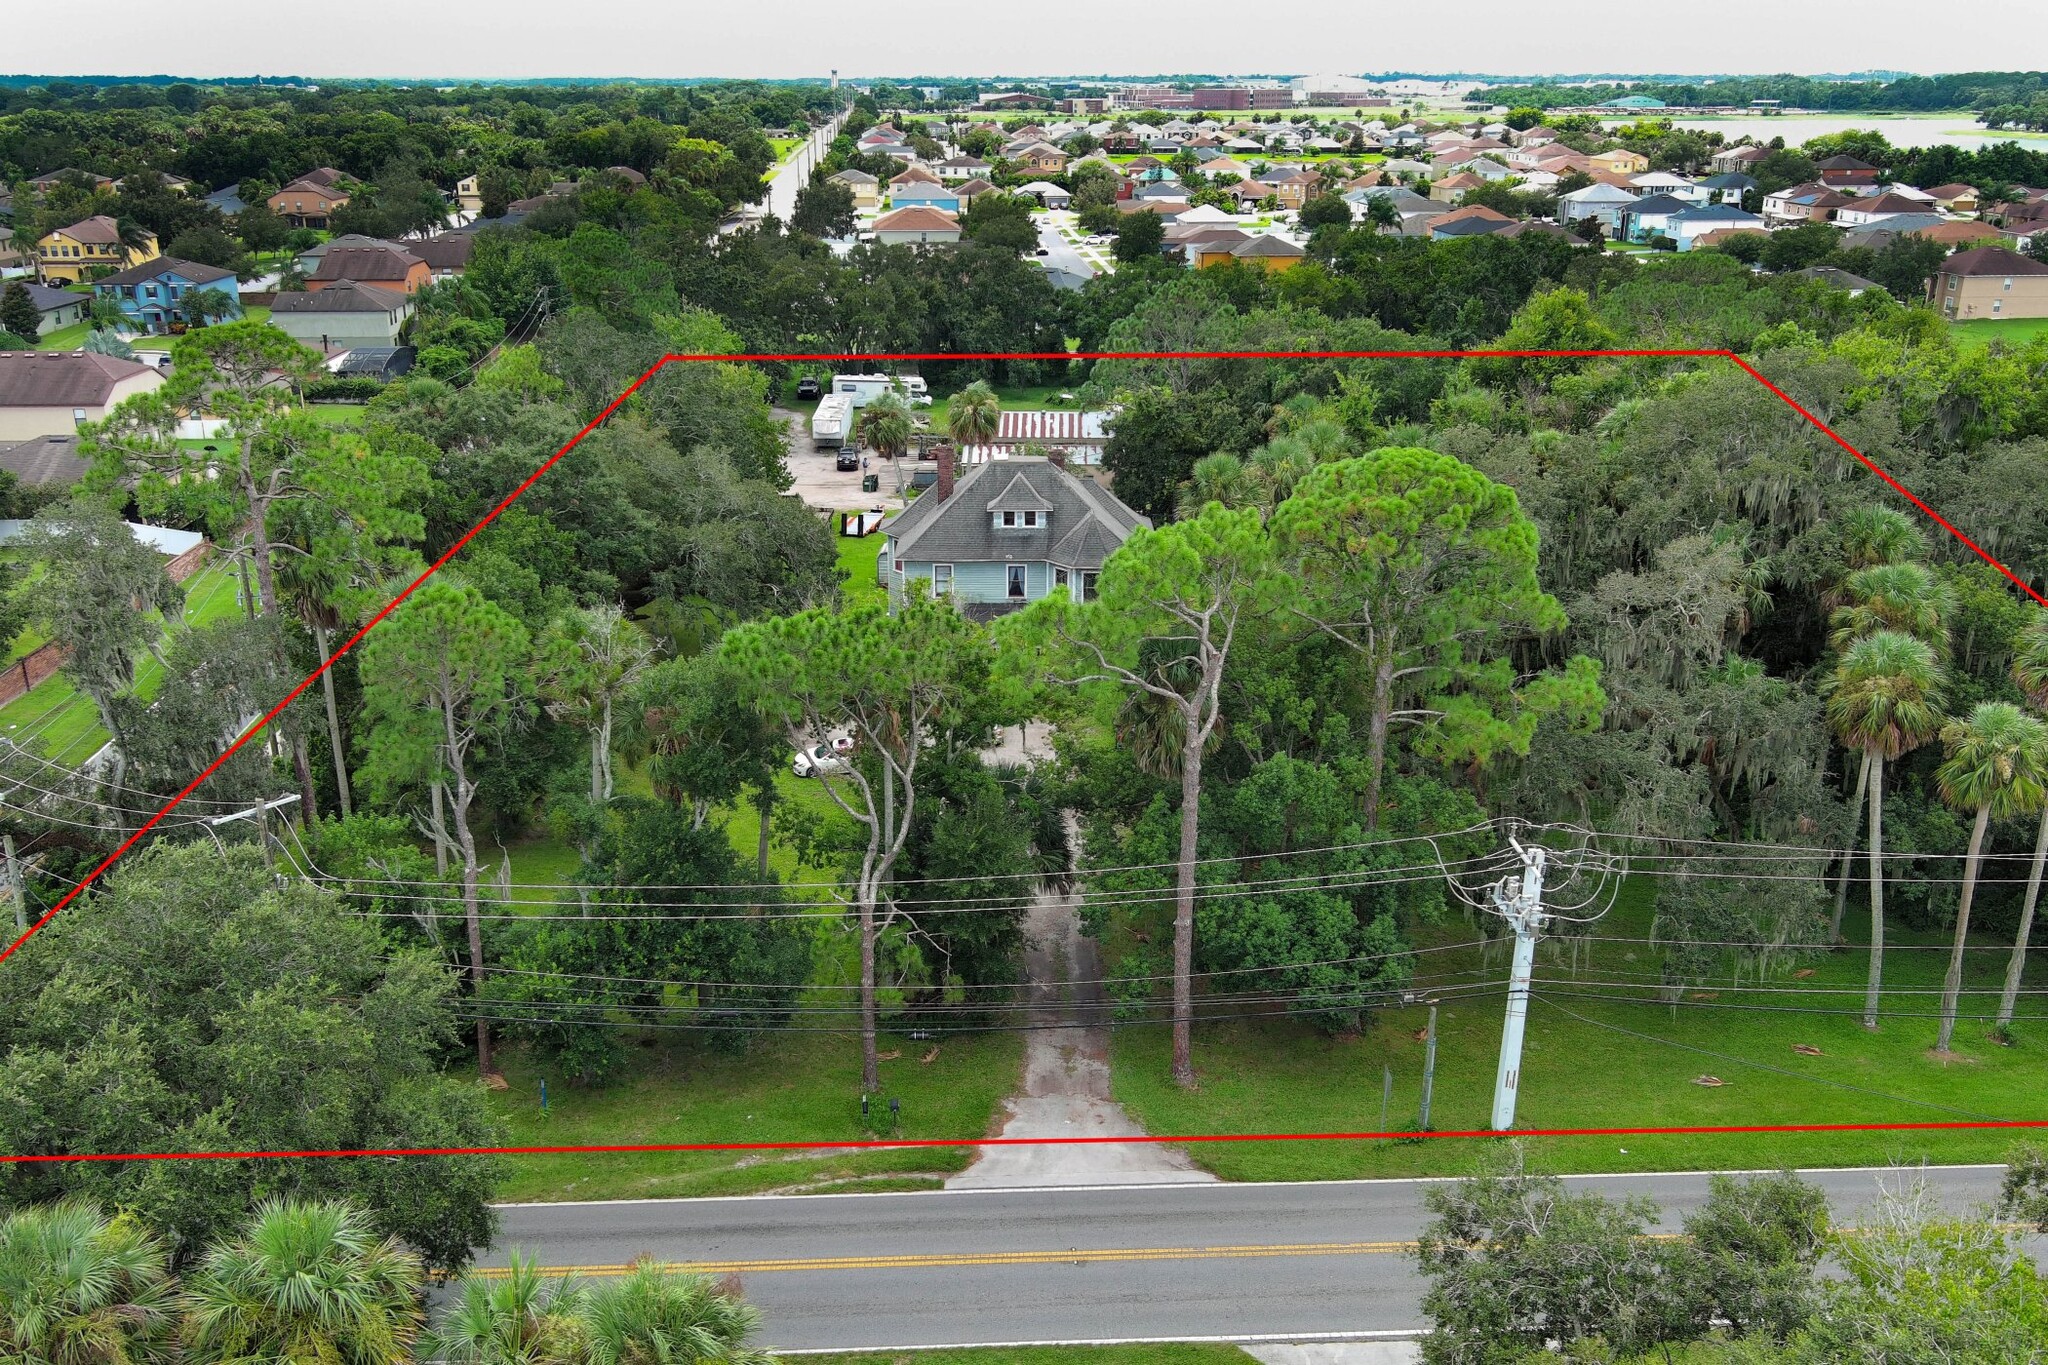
[879,452,1149,618]
[91,257,242,332]
[269,172,351,229]
[37,215,159,284]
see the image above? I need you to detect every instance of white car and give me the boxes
[792,743,851,779]
[1083,234,1107,246]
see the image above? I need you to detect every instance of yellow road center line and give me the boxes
[471,1241,1419,1277]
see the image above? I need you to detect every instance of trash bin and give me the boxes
[861,474,879,493]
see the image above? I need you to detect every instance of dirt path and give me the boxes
[947,845,1216,1189]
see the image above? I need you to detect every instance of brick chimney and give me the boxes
[1047,448,1067,471]
[933,442,956,501]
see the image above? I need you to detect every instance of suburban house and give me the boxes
[1929,245,2048,320]
[878,452,1149,618]
[1014,143,1071,175]
[872,206,962,246]
[0,350,166,441]
[828,168,881,208]
[956,409,1112,465]
[1014,181,1070,208]
[956,178,997,204]
[1559,182,1640,235]
[1261,168,1323,209]
[268,174,351,229]
[934,155,993,181]
[1708,144,1772,176]
[37,215,159,284]
[455,174,482,214]
[23,169,112,193]
[889,181,962,213]
[1629,171,1710,205]
[1428,173,1482,203]
[1661,204,1767,250]
[1616,192,1697,244]
[1924,183,1981,215]
[308,245,432,294]
[1698,173,1758,206]
[1815,155,1881,193]
[202,183,247,215]
[408,234,474,278]
[1833,192,1944,228]
[1588,148,1650,175]
[90,258,242,333]
[0,432,91,489]
[1200,234,1306,270]
[266,280,414,351]
[11,283,91,336]
[1762,183,1854,226]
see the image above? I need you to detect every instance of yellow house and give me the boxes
[1589,148,1649,175]
[1197,234,1305,272]
[37,215,159,284]
[455,174,482,214]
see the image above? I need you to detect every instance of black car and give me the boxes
[795,377,823,401]
[835,449,859,471]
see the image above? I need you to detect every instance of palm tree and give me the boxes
[2002,610,2048,1029]
[1826,560,1954,939]
[0,1200,176,1365]
[179,1201,424,1365]
[579,1260,772,1365]
[1827,563,1955,654]
[1175,452,1266,519]
[1835,505,1925,575]
[1933,701,2048,1053]
[112,217,153,264]
[1825,630,1948,1028]
[946,380,1001,450]
[430,1253,586,1365]
[856,392,912,462]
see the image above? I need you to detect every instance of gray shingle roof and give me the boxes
[0,433,90,486]
[887,457,1147,568]
[92,256,237,288]
[0,351,155,407]
[269,280,407,313]
[986,472,1054,513]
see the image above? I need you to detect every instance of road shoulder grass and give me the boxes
[1109,880,2048,1182]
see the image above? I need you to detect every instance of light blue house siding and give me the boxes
[92,262,243,334]
[892,557,1059,605]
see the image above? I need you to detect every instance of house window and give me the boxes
[1000,510,1016,527]
[1022,510,1039,527]
[1007,565,1027,599]
[1081,572,1099,602]
[1054,567,1069,590]
[1993,301,2003,315]
[931,564,952,596]
[2005,278,2013,291]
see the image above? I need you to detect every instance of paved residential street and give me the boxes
[1036,210,1110,279]
[482,1166,2024,1351]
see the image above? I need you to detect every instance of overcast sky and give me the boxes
[20,0,2043,82]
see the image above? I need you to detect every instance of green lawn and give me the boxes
[835,528,888,610]
[797,1348,1256,1365]
[1950,316,2048,349]
[1109,875,2048,1182]
[34,319,94,350]
[0,565,244,764]
[483,1021,1023,1202]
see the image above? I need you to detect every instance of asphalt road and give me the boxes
[482,1166,2020,1351]
[1035,212,1098,282]
[763,114,843,224]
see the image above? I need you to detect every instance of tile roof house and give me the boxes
[0,351,166,441]
[872,206,962,246]
[1930,245,2048,320]
[9,283,91,337]
[0,432,91,487]
[266,280,415,352]
[307,245,431,294]
[36,215,159,285]
[1815,154,1881,193]
[878,453,1149,618]
[90,257,242,333]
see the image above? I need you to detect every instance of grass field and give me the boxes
[835,529,889,610]
[0,565,245,764]
[1950,316,2048,349]
[798,1348,1256,1365]
[1108,875,2048,1181]
[483,1019,1022,1202]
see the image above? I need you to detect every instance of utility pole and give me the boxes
[1418,1002,1439,1131]
[1489,837,1548,1131]
[3,833,25,933]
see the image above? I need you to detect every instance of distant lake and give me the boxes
[1598,113,2046,153]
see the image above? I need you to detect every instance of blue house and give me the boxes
[91,257,242,334]
[878,454,1149,619]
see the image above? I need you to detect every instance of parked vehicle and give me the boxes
[835,449,859,471]
[811,393,854,448]
[795,376,823,400]
[792,743,850,778]
[832,372,932,408]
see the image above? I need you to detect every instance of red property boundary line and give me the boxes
[3,346,2043,1167]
